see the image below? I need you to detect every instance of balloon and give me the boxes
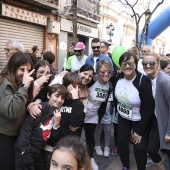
[112,46,127,68]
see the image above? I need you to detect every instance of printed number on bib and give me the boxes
[117,101,132,118]
[96,92,107,99]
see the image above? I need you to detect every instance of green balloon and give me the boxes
[112,46,127,68]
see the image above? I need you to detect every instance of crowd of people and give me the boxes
[0,38,170,170]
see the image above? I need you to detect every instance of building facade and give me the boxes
[57,0,100,72]
[0,0,59,71]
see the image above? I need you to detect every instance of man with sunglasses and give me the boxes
[4,40,24,59]
[66,42,88,72]
[85,38,114,73]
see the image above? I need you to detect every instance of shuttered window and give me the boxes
[0,18,44,70]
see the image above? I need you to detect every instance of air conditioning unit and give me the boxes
[47,20,60,34]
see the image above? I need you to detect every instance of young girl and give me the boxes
[84,60,113,170]
[14,84,67,170]
[33,60,52,101]
[50,135,92,170]
[0,52,34,170]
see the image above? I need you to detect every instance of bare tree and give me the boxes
[114,0,164,51]
[72,0,77,43]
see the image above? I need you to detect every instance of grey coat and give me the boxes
[155,71,170,150]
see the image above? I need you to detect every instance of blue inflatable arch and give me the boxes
[139,6,170,46]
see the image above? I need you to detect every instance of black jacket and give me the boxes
[14,102,59,154]
[59,99,84,139]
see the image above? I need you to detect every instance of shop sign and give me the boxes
[1,4,47,26]
[61,18,98,37]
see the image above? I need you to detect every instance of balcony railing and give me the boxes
[18,0,58,10]
[64,0,100,22]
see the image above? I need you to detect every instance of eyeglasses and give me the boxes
[74,50,82,53]
[141,50,146,53]
[121,61,135,67]
[92,46,100,50]
[100,70,113,75]
[37,70,50,75]
[4,48,11,52]
[142,61,158,67]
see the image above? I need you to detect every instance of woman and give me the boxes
[32,45,39,57]
[160,59,170,75]
[43,51,57,76]
[114,52,155,170]
[50,135,91,170]
[78,64,94,112]
[143,52,169,170]
[84,60,113,170]
[33,60,52,101]
[0,52,34,170]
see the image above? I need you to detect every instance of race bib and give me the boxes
[108,93,113,102]
[92,87,108,102]
[117,101,132,118]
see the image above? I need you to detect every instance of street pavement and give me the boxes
[81,127,169,170]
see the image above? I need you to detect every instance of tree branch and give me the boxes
[119,11,133,17]
[132,0,138,8]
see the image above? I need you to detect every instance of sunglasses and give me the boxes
[74,50,82,53]
[4,48,11,52]
[142,61,158,67]
[100,70,113,75]
[121,61,135,67]
[141,50,146,53]
[92,46,100,50]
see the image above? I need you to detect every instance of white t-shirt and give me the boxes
[71,56,87,72]
[151,77,157,116]
[84,80,109,124]
[138,59,146,74]
[93,57,98,73]
[115,77,141,121]
[151,77,157,99]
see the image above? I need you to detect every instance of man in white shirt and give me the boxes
[66,42,88,72]
[138,45,152,74]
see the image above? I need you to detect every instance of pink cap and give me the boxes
[74,42,85,50]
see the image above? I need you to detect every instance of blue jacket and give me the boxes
[85,53,114,72]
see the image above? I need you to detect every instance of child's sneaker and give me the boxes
[111,146,118,155]
[122,167,130,170]
[95,146,103,156]
[146,156,154,167]
[91,158,99,170]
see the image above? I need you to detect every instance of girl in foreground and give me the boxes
[50,135,91,170]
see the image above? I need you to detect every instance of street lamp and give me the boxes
[145,8,151,44]
[106,23,114,42]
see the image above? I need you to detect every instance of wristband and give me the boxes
[53,125,60,130]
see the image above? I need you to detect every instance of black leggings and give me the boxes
[147,117,162,163]
[113,123,118,146]
[84,123,96,158]
[0,133,16,170]
[118,115,150,170]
